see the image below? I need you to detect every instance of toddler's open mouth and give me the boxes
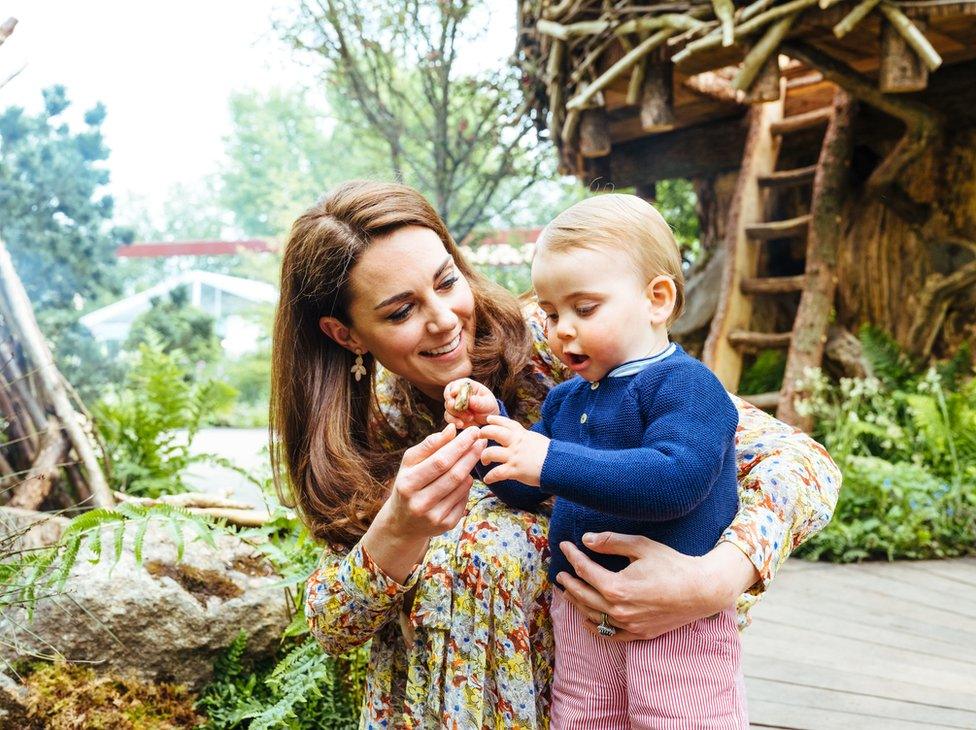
[566,352,589,369]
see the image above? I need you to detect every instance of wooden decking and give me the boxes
[745,557,976,729]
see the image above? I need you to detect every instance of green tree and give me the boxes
[0,86,128,311]
[220,87,380,238]
[0,86,131,399]
[126,286,221,366]
[277,0,546,241]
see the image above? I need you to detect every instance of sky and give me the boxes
[1,1,515,221]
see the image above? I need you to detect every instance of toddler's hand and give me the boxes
[479,415,549,487]
[443,378,499,428]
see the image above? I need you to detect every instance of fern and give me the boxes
[94,340,236,498]
[859,324,918,388]
[2,503,228,617]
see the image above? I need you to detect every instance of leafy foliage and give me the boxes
[277,1,547,241]
[126,287,222,367]
[95,340,235,497]
[196,505,367,729]
[0,86,132,398]
[795,330,976,562]
[737,350,786,396]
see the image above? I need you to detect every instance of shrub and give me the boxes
[95,340,236,497]
[794,329,976,562]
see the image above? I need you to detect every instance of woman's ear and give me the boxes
[319,316,365,354]
[644,275,677,326]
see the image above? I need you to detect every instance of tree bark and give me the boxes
[778,91,856,429]
[7,418,68,509]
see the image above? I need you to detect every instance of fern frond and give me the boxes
[859,325,917,387]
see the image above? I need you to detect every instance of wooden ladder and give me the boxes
[704,73,853,428]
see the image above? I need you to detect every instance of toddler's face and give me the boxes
[532,246,669,382]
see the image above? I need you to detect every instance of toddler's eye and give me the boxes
[576,304,597,317]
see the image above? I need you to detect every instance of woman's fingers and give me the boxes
[559,540,621,600]
[582,531,658,561]
[404,426,479,491]
[402,423,456,468]
[554,569,613,623]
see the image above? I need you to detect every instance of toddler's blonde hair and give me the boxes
[536,193,685,325]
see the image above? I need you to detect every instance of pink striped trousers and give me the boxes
[550,590,748,729]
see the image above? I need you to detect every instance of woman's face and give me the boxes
[344,226,476,399]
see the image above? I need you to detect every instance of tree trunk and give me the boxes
[834,127,976,360]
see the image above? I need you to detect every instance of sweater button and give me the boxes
[580,413,588,424]
[590,381,599,390]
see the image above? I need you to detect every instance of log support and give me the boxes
[640,62,676,132]
[777,91,857,429]
[579,107,612,157]
[880,16,928,93]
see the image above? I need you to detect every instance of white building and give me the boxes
[80,270,277,356]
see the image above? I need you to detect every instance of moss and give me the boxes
[0,687,42,729]
[145,560,244,604]
[23,662,203,728]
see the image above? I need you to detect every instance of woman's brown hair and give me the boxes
[271,180,540,548]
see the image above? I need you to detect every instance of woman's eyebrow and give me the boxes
[373,256,453,310]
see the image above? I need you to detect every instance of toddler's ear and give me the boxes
[645,275,677,325]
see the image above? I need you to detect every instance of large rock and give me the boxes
[1,520,291,689]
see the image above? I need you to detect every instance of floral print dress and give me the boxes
[305,305,841,729]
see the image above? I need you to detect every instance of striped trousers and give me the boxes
[550,590,748,729]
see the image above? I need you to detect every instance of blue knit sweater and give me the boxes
[479,344,739,584]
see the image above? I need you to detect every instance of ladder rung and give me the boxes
[728,331,793,351]
[786,72,824,90]
[741,275,806,295]
[770,108,832,136]
[758,165,818,189]
[746,214,812,240]
[741,391,780,410]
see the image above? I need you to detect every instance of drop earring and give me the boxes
[350,351,367,382]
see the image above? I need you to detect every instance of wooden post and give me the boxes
[880,17,928,93]
[777,92,856,430]
[743,51,782,103]
[579,107,611,158]
[0,237,113,508]
[640,62,675,132]
[703,100,784,390]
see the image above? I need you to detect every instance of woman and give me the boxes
[272,180,840,729]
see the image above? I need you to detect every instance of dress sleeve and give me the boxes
[721,395,841,592]
[305,538,421,655]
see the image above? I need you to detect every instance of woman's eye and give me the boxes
[388,304,412,322]
[438,275,458,290]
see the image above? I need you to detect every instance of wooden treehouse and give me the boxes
[517,0,976,428]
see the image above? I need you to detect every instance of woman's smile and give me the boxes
[420,331,463,358]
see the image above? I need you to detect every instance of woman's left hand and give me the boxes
[555,533,759,641]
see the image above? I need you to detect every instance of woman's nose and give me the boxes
[426,301,459,333]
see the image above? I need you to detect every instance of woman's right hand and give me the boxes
[364,423,486,583]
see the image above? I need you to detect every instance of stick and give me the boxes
[833,0,882,38]
[673,0,818,63]
[734,15,795,91]
[567,28,675,111]
[878,2,942,71]
[0,238,113,508]
[0,17,16,48]
[712,0,736,45]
